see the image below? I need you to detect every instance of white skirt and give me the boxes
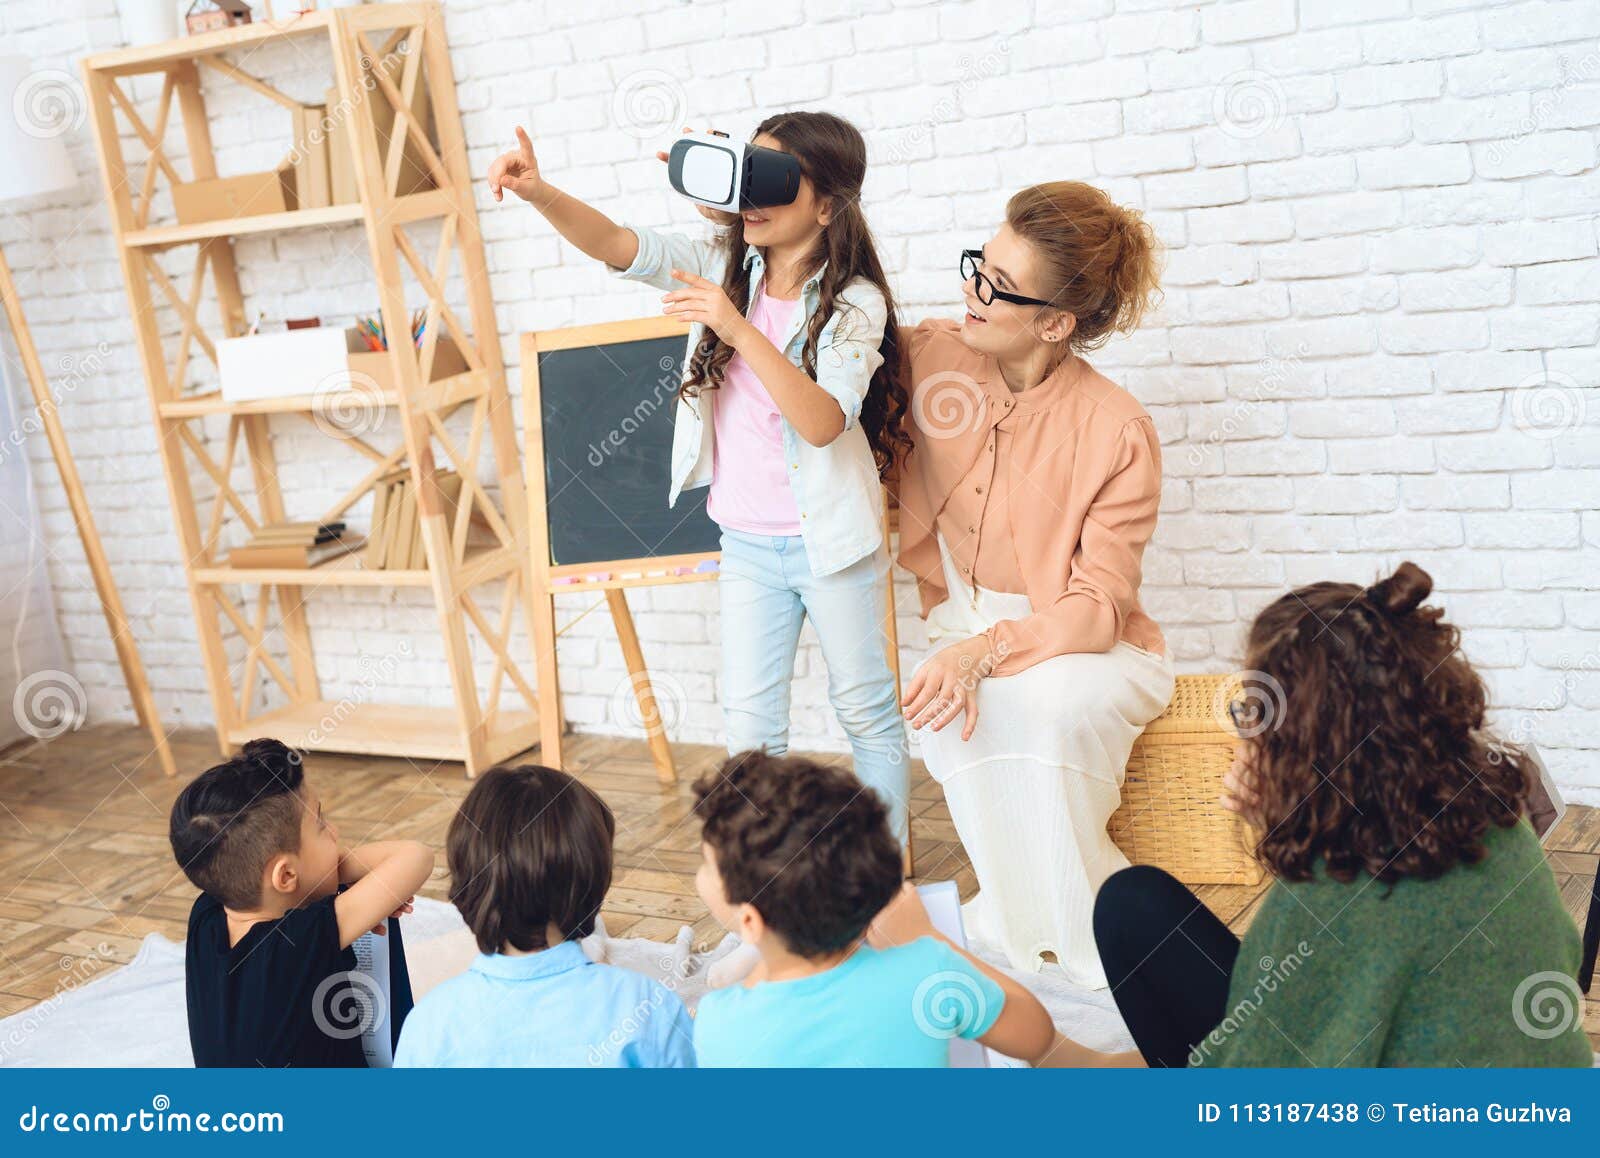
[917,538,1174,988]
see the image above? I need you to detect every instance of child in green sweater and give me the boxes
[1082,561,1591,1068]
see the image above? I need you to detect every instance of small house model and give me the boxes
[185,0,254,36]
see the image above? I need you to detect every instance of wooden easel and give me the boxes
[0,246,176,776]
[522,319,905,798]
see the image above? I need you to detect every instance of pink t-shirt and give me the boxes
[706,287,803,536]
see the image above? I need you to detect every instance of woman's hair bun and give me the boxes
[1366,560,1432,616]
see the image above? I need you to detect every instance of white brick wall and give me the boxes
[3,0,1597,802]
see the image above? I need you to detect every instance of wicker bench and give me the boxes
[1109,673,1264,887]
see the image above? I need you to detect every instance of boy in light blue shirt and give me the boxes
[395,765,694,1068]
[691,752,1058,1067]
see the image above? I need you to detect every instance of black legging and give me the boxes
[1093,864,1240,1068]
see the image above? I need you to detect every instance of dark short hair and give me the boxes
[169,739,307,910]
[447,765,616,954]
[693,750,903,960]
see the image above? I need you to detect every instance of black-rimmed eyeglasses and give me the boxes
[960,249,1052,308]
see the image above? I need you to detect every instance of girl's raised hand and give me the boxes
[487,126,545,204]
[663,269,747,344]
[656,126,741,227]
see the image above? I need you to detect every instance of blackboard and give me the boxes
[529,329,721,567]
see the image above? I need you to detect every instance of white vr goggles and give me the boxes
[666,130,802,213]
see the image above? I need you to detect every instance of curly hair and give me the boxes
[681,111,910,476]
[1242,561,1531,885]
[692,750,903,959]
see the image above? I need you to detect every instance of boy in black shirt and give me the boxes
[170,739,434,1067]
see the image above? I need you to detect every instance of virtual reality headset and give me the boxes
[666,130,802,213]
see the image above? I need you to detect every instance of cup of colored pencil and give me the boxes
[354,311,427,351]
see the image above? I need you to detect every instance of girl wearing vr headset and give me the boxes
[895,182,1171,988]
[488,113,912,859]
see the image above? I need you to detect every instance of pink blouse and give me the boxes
[897,320,1165,677]
[706,288,803,536]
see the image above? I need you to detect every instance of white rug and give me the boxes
[0,897,1134,1067]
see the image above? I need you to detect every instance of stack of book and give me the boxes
[228,522,363,569]
[367,470,466,570]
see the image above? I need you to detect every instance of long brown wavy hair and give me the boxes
[682,111,910,476]
[1240,562,1531,885]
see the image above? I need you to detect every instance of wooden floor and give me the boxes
[0,723,1595,1052]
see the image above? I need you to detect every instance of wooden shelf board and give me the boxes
[83,11,338,76]
[160,387,399,419]
[226,700,541,765]
[192,544,517,589]
[124,203,365,249]
[159,367,485,419]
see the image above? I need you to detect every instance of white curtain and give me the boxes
[0,321,77,750]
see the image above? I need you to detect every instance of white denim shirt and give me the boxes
[613,224,887,577]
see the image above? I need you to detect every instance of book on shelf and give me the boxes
[248,520,345,545]
[389,478,418,570]
[366,471,400,568]
[228,524,363,570]
[410,471,465,569]
[365,470,471,570]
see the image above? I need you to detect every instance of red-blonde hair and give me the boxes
[1004,181,1162,352]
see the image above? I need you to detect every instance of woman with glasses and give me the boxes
[896,182,1173,987]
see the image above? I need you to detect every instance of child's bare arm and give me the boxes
[487,126,638,270]
[333,841,434,950]
[1034,1033,1147,1068]
[868,883,1057,1064]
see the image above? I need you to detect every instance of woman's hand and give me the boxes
[1220,743,1260,820]
[901,634,994,741]
[663,269,750,345]
[656,127,741,227]
[487,125,545,204]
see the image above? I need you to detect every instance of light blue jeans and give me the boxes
[717,528,909,842]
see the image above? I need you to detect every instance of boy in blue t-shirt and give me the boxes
[691,751,1057,1067]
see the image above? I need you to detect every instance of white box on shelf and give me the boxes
[217,326,464,403]
[218,327,351,403]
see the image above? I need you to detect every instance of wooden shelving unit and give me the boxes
[81,2,541,776]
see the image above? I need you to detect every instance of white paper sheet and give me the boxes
[349,930,395,1068]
